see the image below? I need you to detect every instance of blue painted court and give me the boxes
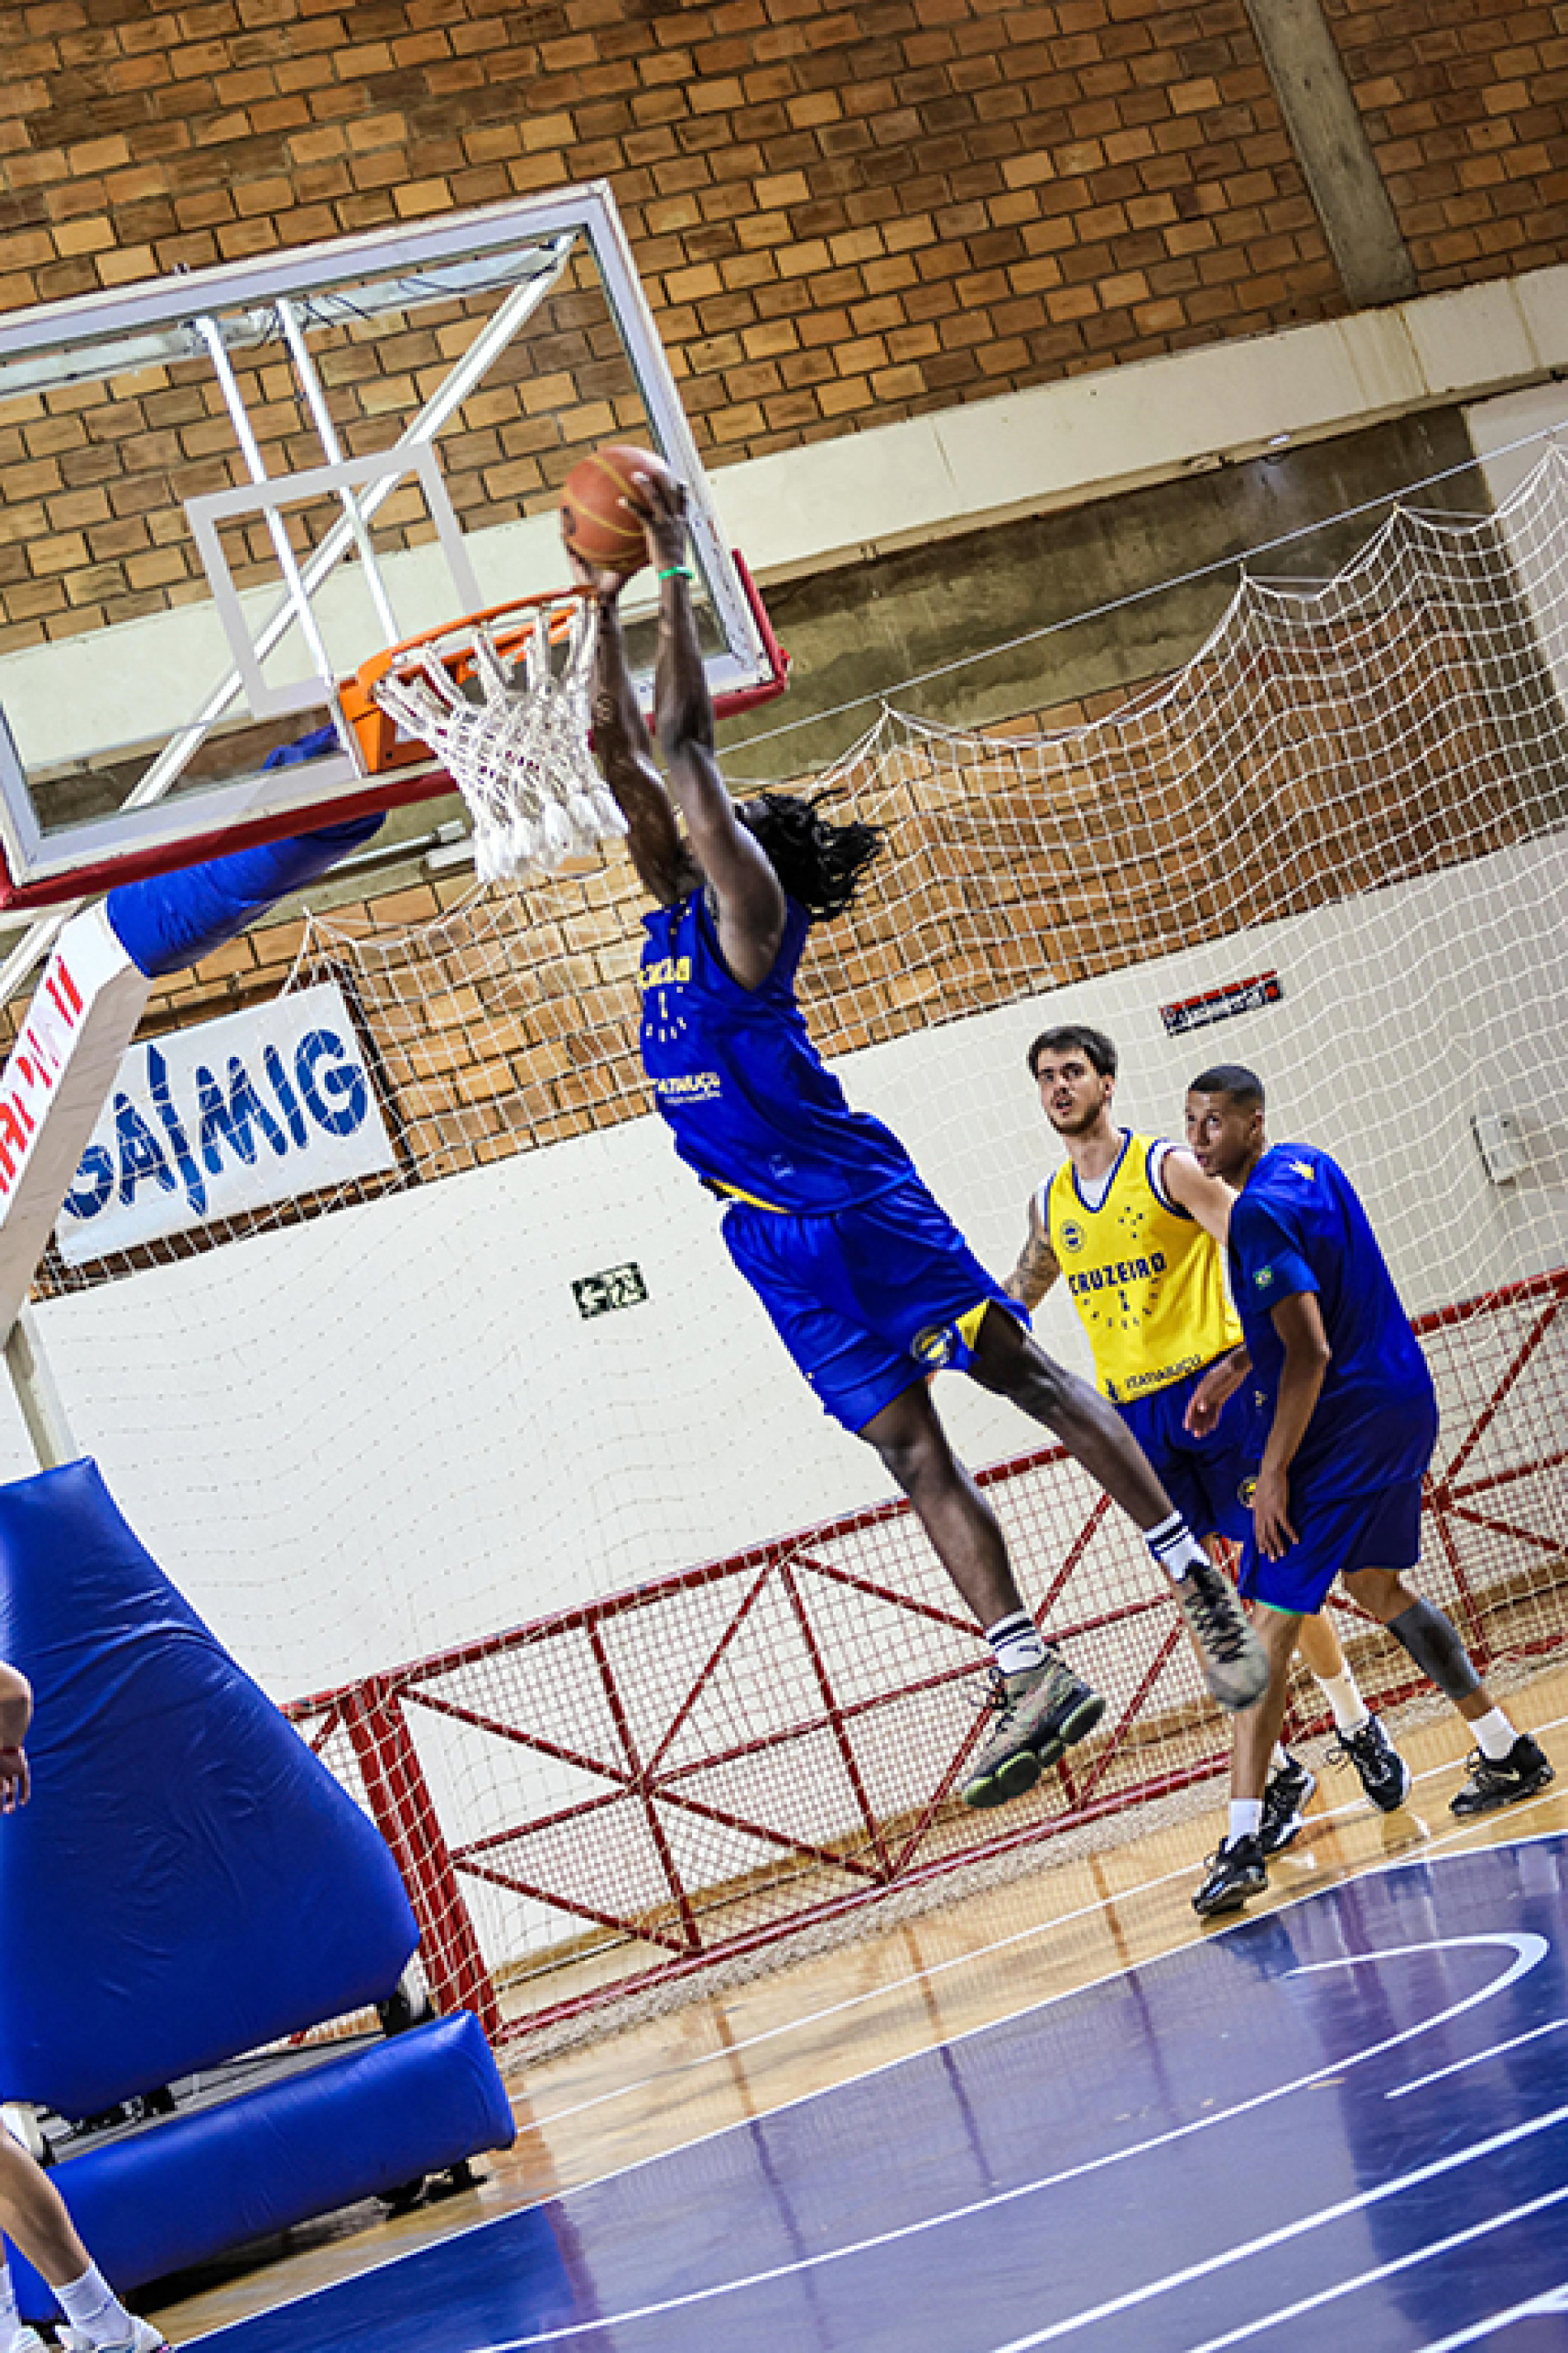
[191,1835,1568,2353]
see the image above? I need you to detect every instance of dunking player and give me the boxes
[570,473,1266,1813]
[1184,1064,1554,1916]
[1008,1026,1410,1856]
[0,1663,169,2353]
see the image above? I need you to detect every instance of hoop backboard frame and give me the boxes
[0,183,787,912]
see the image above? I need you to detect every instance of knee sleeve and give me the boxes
[1388,1598,1481,1705]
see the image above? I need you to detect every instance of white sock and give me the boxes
[1145,1510,1207,1582]
[986,1610,1046,1677]
[0,2256,18,2337]
[53,2262,133,2348]
[1314,1667,1369,1736]
[1471,1706,1517,1761]
[1229,1798,1263,1844]
[1270,1743,1291,1774]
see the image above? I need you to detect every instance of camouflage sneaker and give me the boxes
[1175,1555,1269,1712]
[1449,1733,1554,1818]
[960,1652,1106,1809]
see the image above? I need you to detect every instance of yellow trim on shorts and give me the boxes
[956,1299,994,1351]
[712,1180,790,1214]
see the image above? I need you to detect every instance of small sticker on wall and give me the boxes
[573,1263,649,1318]
[1159,971,1282,1037]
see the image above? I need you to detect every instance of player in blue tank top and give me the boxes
[1182,1064,1553,1917]
[569,469,1267,1813]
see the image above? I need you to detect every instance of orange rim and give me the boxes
[352,586,596,695]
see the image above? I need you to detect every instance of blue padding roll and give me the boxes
[105,814,384,978]
[0,1459,419,2118]
[261,723,340,770]
[10,2015,517,2322]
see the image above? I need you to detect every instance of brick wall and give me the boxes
[7,0,1564,372]
[0,250,643,652]
[0,0,1562,545]
[1327,0,1568,288]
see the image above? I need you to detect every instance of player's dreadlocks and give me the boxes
[739,789,884,923]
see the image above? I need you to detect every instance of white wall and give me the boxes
[0,828,1560,1702]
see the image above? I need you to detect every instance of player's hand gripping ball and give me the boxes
[559,445,676,578]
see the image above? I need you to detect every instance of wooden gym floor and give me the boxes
[142,1662,1568,2346]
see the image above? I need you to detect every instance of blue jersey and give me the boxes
[1228,1144,1437,1499]
[640,891,914,1212]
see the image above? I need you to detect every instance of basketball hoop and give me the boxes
[350,590,628,886]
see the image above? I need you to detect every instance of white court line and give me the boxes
[182,1799,1568,2345]
[1130,2186,1568,2353]
[466,1934,1552,2351]
[527,1859,1204,2128]
[1415,2282,1568,2349]
[1389,2014,1568,2100]
[527,1709,1568,2134]
[981,2109,1568,2353]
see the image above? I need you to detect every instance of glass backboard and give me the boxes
[0,182,785,909]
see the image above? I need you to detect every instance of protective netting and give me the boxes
[26,448,1568,2045]
[289,1265,1566,2051]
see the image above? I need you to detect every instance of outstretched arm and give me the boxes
[1004,1191,1061,1309]
[1160,1143,1237,1247]
[569,554,691,906]
[630,473,785,991]
[1161,1148,1252,1434]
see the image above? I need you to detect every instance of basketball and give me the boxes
[559,444,675,577]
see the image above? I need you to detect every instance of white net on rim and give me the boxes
[371,593,627,886]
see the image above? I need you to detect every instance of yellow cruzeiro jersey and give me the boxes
[1043,1132,1241,1406]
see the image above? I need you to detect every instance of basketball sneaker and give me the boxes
[960,1652,1106,1808]
[1328,1714,1411,1813]
[1192,1834,1268,1917]
[59,2324,171,2352]
[12,2330,52,2351]
[1449,1733,1555,1818]
[1174,1556,1269,1712]
[1259,1752,1317,1855]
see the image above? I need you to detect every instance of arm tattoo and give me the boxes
[1007,1223,1060,1309]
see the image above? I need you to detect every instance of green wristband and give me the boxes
[658,564,693,582]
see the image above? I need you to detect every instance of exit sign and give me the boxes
[573,1262,648,1319]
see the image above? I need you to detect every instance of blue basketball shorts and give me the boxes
[1238,1476,1427,1616]
[1115,1362,1260,1546]
[721,1176,1027,1434]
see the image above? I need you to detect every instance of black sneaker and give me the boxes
[1192,1833,1267,1917]
[1260,1752,1317,1855]
[1449,1733,1555,1818]
[1328,1714,1411,1813]
[1174,1555,1269,1712]
[960,1652,1107,1808]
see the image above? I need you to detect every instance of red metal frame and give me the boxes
[0,766,448,914]
[287,1267,1568,2046]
